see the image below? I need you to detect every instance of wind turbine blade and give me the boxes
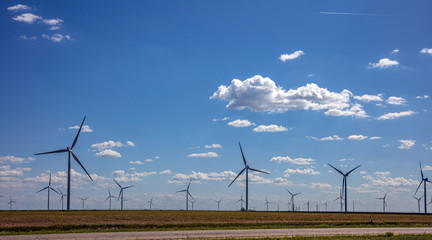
[118,189,123,199]
[71,116,86,150]
[70,151,93,181]
[238,142,247,167]
[248,167,270,174]
[50,187,60,195]
[188,192,194,200]
[105,196,110,202]
[124,185,134,189]
[108,188,111,196]
[327,163,344,175]
[49,173,52,186]
[187,179,192,190]
[176,190,186,193]
[36,186,48,193]
[293,193,301,196]
[113,179,122,188]
[35,149,68,155]
[415,180,424,195]
[346,165,361,176]
[420,161,424,179]
[286,189,293,196]
[384,192,388,198]
[228,168,246,187]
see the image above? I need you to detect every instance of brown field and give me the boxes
[1,210,432,234]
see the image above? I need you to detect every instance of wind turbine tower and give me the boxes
[228,142,270,212]
[176,179,193,210]
[264,199,271,211]
[415,161,431,214]
[58,188,67,210]
[413,196,423,213]
[8,196,16,210]
[36,173,60,210]
[35,117,93,211]
[215,199,222,211]
[190,200,196,210]
[146,197,155,210]
[79,197,88,210]
[105,188,117,210]
[114,179,134,210]
[334,189,344,212]
[286,189,301,212]
[376,192,388,212]
[328,163,361,213]
[236,193,246,210]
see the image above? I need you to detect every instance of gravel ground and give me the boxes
[3,227,432,240]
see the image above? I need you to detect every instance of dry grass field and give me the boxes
[1,210,432,234]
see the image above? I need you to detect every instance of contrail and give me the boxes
[319,11,382,16]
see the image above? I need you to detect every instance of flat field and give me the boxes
[1,210,432,235]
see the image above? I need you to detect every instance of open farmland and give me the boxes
[2,211,432,235]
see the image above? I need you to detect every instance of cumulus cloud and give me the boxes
[253,124,289,133]
[95,149,121,158]
[369,58,399,69]
[0,156,28,164]
[362,174,417,188]
[7,4,31,11]
[19,35,37,40]
[0,165,31,180]
[24,169,106,189]
[353,94,383,102]
[91,141,123,150]
[340,158,354,162]
[398,140,415,150]
[129,160,145,165]
[423,166,432,171]
[369,136,382,140]
[310,183,332,189]
[279,50,305,62]
[187,152,219,158]
[383,144,391,148]
[227,119,255,127]
[169,171,237,184]
[392,49,399,54]
[420,48,432,55]
[273,177,306,187]
[284,168,320,177]
[68,125,93,132]
[12,13,41,23]
[43,18,63,26]
[204,144,223,149]
[270,156,314,165]
[307,135,343,141]
[348,135,368,141]
[126,141,135,147]
[112,170,157,182]
[386,96,407,105]
[376,110,417,120]
[42,33,71,43]
[159,170,172,175]
[211,75,367,118]
[416,95,429,99]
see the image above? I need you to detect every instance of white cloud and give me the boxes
[392,49,399,54]
[279,50,305,62]
[126,141,135,147]
[95,149,121,158]
[376,110,417,120]
[383,144,391,148]
[284,168,320,177]
[42,33,71,43]
[43,18,63,26]
[211,75,365,118]
[91,141,123,151]
[423,166,432,171]
[270,156,314,165]
[0,165,31,179]
[12,13,41,23]
[129,160,145,165]
[369,136,382,140]
[144,159,153,162]
[19,35,37,40]
[187,152,219,158]
[227,119,255,127]
[169,171,237,184]
[360,171,367,174]
[253,124,289,133]
[273,177,306,187]
[353,94,383,102]
[7,4,31,11]
[310,183,332,189]
[154,156,160,159]
[49,26,61,31]
[416,95,429,99]
[369,58,399,69]
[420,48,432,55]
[24,169,106,189]
[340,158,354,162]
[204,144,223,149]
[374,171,391,176]
[398,140,415,150]
[386,96,407,105]
[362,174,417,187]
[0,156,26,164]
[307,135,343,141]
[159,170,172,175]
[348,135,368,141]
[68,125,93,132]
[113,170,157,182]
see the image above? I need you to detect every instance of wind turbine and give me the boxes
[79,197,88,210]
[334,189,344,212]
[176,179,193,210]
[264,198,271,211]
[376,192,388,212]
[214,199,222,211]
[228,142,270,212]
[35,117,93,211]
[286,189,301,212]
[323,201,328,211]
[146,197,155,210]
[114,179,134,210]
[328,163,361,212]
[305,201,310,212]
[36,173,59,210]
[190,200,196,210]
[105,188,117,210]
[236,193,246,210]
[8,196,16,210]
[413,196,423,213]
[415,161,431,214]
[57,188,67,210]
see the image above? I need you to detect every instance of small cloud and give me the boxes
[27,157,36,161]
[310,183,331,189]
[423,166,432,171]
[279,50,304,62]
[374,171,391,176]
[204,144,223,149]
[392,49,399,54]
[416,95,429,99]
[369,58,399,69]
[7,4,31,11]
[43,18,63,26]
[91,141,123,151]
[348,135,368,141]
[270,156,314,165]
[159,170,172,175]
[126,141,135,147]
[284,168,320,177]
[369,136,382,140]
[95,149,121,158]
[420,48,432,56]
[129,160,145,165]
[398,140,415,150]
[383,144,391,148]
[144,159,153,162]
[68,125,93,132]
[187,152,219,158]
[308,74,314,77]
[12,13,41,23]
[307,135,343,141]
[360,171,367,174]
[227,119,255,128]
[42,33,71,43]
[339,158,354,162]
[354,94,383,103]
[253,124,289,133]
[19,35,37,40]
[212,117,229,122]
[154,156,160,159]
[376,111,417,120]
[386,96,407,105]
[0,156,26,164]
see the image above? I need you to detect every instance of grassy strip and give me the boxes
[215,234,432,240]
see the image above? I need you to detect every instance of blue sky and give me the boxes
[1,0,432,212]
